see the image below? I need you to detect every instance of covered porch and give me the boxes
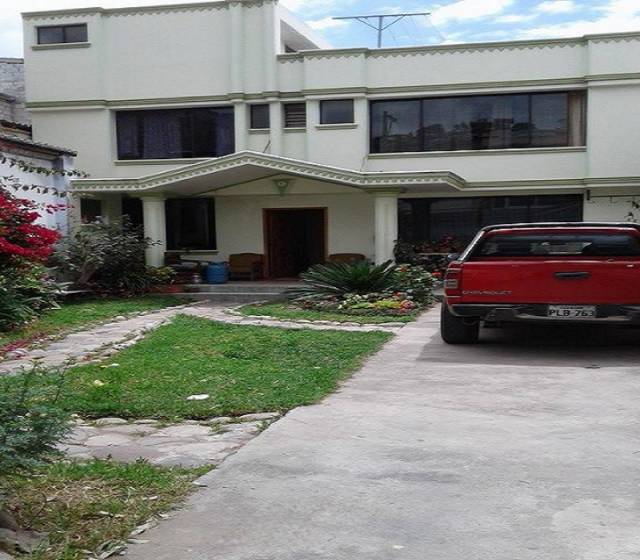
[69,151,466,277]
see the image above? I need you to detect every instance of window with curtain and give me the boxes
[371,91,586,153]
[116,107,234,160]
[398,195,583,245]
[166,198,216,250]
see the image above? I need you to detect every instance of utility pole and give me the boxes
[333,12,431,48]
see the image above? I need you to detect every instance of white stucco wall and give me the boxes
[20,1,640,231]
[214,177,374,261]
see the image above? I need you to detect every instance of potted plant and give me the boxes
[147,266,180,293]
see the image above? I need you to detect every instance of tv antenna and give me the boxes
[333,12,432,48]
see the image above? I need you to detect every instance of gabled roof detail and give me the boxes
[70,151,466,193]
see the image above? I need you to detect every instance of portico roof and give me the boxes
[70,151,467,196]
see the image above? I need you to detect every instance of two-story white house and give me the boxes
[21,0,640,276]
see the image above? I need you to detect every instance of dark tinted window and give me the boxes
[371,92,585,153]
[474,233,640,257]
[398,195,583,245]
[320,99,354,124]
[116,107,234,160]
[80,198,102,223]
[166,199,216,250]
[37,24,88,44]
[250,105,270,129]
[284,103,306,128]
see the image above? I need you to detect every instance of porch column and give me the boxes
[140,195,166,267]
[373,190,399,265]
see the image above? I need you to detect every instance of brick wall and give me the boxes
[0,58,29,125]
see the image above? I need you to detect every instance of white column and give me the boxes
[233,100,248,152]
[229,1,244,95]
[140,195,167,267]
[100,194,122,224]
[262,0,278,93]
[268,99,282,155]
[373,191,399,265]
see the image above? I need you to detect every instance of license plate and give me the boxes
[547,305,596,319]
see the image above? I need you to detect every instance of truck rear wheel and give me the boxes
[440,304,480,344]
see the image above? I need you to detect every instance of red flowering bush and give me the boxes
[0,189,61,331]
[0,190,60,265]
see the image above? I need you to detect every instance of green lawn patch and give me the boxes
[0,296,183,352]
[2,316,390,420]
[3,459,209,560]
[238,302,419,324]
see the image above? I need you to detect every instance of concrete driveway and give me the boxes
[127,306,640,560]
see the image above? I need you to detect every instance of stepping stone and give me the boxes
[94,417,128,426]
[84,434,134,447]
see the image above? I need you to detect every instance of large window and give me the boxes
[371,91,585,153]
[116,107,234,160]
[37,24,88,45]
[398,195,583,245]
[250,105,270,129]
[166,198,216,251]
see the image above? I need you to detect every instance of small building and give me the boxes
[0,57,75,232]
[21,1,640,274]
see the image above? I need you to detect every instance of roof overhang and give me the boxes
[70,151,467,195]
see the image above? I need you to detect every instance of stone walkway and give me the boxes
[0,302,402,375]
[60,412,281,467]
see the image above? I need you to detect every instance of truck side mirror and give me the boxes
[447,253,460,262]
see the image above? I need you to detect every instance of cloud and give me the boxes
[495,13,538,23]
[429,0,515,26]
[535,1,577,14]
[280,0,350,16]
[519,0,640,38]
[306,16,348,30]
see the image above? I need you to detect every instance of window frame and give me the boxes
[37,24,88,45]
[320,99,355,125]
[283,102,307,129]
[115,106,235,161]
[370,91,586,154]
[249,104,270,130]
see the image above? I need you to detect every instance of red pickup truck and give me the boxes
[441,222,640,344]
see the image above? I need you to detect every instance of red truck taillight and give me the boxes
[444,265,462,297]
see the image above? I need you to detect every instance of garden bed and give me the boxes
[0,315,391,420]
[237,302,420,324]
[2,460,209,560]
[0,296,184,357]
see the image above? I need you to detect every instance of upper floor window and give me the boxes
[116,107,234,160]
[37,24,88,45]
[250,104,270,129]
[283,102,306,128]
[320,99,354,124]
[370,91,586,154]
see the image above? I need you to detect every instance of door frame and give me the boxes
[262,207,328,279]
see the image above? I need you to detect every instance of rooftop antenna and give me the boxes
[333,12,431,48]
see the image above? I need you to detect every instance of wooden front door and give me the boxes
[264,208,326,278]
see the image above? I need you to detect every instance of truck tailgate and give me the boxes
[460,259,640,305]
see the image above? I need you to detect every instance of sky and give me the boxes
[2,0,640,57]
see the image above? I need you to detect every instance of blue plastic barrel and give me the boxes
[206,262,229,284]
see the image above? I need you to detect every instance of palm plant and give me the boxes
[287,260,397,300]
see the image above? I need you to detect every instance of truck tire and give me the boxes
[440,304,480,344]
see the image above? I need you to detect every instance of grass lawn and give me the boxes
[238,302,419,324]
[3,460,209,560]
[0,296,184,352]
[2,315,390,420]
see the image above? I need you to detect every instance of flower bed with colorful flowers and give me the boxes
[291,263,434,317]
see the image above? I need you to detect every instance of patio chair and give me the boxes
[327,253,366,264]
[228,253,264,280]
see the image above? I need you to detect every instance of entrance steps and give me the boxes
[177,281,298,304]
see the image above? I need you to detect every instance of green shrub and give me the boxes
[147,266,176,286]
[54,217,153,295]
[0,265,59,332]
[287,261,397,300]
[0,366,71,477]
[392,264,435,305]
